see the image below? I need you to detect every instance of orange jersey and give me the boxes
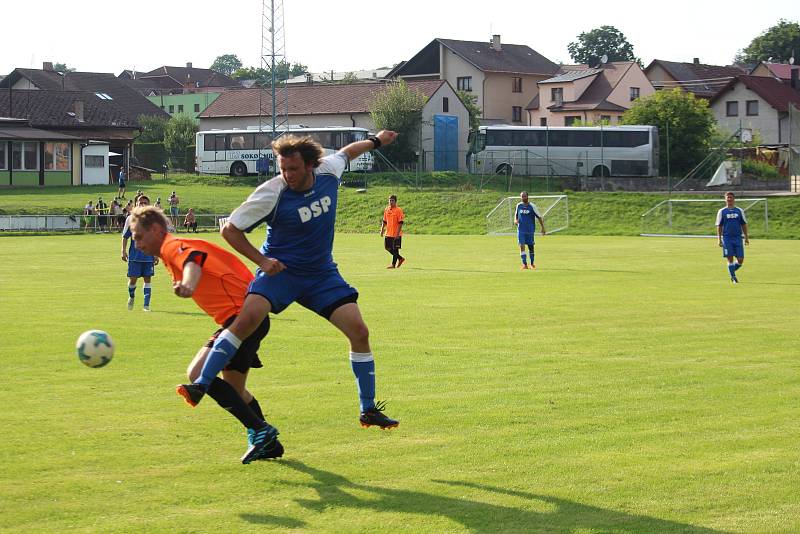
[159,234,254,325]
[383,206,404,237]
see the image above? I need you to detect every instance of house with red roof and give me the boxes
[709,75,800,145]
[644,59,748,99]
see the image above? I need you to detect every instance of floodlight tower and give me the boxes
[259,0,288,137]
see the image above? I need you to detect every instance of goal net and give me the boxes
[640,198,768,238]
[486,195,569,235]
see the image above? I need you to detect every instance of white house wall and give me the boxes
[711,84,781,144]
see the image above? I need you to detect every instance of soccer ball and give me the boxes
[76,330,115,368]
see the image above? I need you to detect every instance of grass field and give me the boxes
[1,232,798,533]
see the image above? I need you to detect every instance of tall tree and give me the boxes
[164,115,198,166]
[735,19,800,63]
[210,54,243,76]
[369,81,427,163]
[232,61,308,85]
[136,114,169,143]
[620,89,716,175]
[567,26,639,65]
[53,62,76,73]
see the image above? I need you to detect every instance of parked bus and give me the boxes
[195,126,374,176]
[470,125,659,177]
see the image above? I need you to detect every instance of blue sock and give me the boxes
[520,253,527,265]
[734,262,742,271]
[350,352,376,412]
[128,284,136,298]
[197,330,242,388]
[143,283,152,307]
[728,263,736,277]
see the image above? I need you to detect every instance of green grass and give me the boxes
[1,233,799,532]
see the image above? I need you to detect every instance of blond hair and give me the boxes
[130,205,169,230]
[272,134,324,167]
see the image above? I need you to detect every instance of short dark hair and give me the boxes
[389,195,397,201]
[272,135,324,168]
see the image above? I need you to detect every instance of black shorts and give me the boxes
[384,236,402,250]
[203,315,269,373]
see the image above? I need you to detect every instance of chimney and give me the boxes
[792,68,799,90]
[491,35,502,52]
[186,62,192,69]
[693,58,700,65]
[306,73,313,85]
[43,61,54,71]
[74,100,84,123]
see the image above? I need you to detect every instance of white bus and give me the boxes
[195,126,374,176]
[470,125,659,177]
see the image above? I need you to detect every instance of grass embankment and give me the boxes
[1,172,798,238]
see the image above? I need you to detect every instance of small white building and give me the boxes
[81,142,111,185]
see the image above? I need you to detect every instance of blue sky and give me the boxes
[1,0,796,76]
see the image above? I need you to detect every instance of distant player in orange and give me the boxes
[380,194,405,269]
[128,205,282,464]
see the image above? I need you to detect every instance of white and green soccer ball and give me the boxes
[76,330,114,368]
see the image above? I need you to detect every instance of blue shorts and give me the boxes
[248,267,358,317]
[127,261,155,278]
[518,232,535,247]
[170,206,179,216]
[722,237,744,258]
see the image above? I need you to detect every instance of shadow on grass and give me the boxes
[240,460,728,533]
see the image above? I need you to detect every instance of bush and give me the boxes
[741,158,780,180]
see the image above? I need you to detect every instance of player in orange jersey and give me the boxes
[380,194,405,269]
[128,206,282,464]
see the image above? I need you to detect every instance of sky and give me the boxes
[1,0,797,77]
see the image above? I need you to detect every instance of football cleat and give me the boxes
[241,425,279,464]
[530,264,536,269]
[127,297,134,310]
[254,438,285,460]
[176,383,206,407]
[521,264,529,270]
[386,265,395,269]
[143,306,151,312]
[731,275,738,284]
[396,257,405,268]
[359,400,399,429]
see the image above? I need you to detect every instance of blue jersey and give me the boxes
[122,215,155,263]
[516,202,541,234]
[715,206,747,238]
[229,152,348,273]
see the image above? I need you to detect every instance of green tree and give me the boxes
[164,115,198,168]
[369,80,427,163]
[210,54,243,76]
[457,90,482,131]
[136,114,169,143]
[620,88,716,175]
[567,26,640,65]
[232,61,309,85]
[735,19,800,63]
[53,62,76,73]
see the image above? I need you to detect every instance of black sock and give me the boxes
[248,397,265,420]
[206,377,266,430]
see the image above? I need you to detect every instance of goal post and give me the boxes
[486,194,569,235]
[640,198,768,238]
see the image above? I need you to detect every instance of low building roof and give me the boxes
[0,90,142,129]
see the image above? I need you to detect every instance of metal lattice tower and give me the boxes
[259,0,288,137]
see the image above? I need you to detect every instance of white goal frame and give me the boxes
[640,198,768,238]
[486,194,569,235]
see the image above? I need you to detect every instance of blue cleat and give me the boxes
[731,275,738,284]
[241,425,279,464]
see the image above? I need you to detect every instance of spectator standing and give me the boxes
[83,200,95,231]
[168,191,180,229]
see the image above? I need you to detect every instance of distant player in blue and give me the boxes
[117,167,126,199]
[177,130,401,431]
[514,191,546,270]
[716,191,749,283]
[121,194,157,310]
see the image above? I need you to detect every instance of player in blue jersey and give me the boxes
[716,191,749,283]
[514,191,546,269]
[177,131,401,431]
[121,194,157,310]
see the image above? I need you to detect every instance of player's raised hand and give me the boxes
[375,130,398,147]
[259,256,286,276]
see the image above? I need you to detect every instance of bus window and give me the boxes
[227,134,253,150]
[548,130,569,146]
[486,130,513,146]
[254,133,273,149]
[569,130,600,147]
[512,130,546,147]
[203,135,216,151]
[309,132,335,149]
[603,130,648,147]
[214,135,226,151]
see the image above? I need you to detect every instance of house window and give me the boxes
[726,101,739,117]
[551,87,563,106]
[44,142,71,171]
[11,141,38,171]
[512,77,522,93]
[512,106,522,122]
[457,76,472,92]
[194,103,200,113]
[564,116,581,126]
[600,115,612,124]
[540,117,547,126]
[168,105,174,113]
[746,100,759,116]
[443,97,449,113]
[85,155,104,168]
[178,104,184,113]
[0,142,6,170]
[630,87,640,101]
